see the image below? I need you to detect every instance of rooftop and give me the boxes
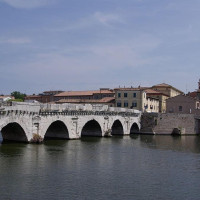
[54,89,114,97]
[55,97,115,104]
[152,83,183,93]
[145,89,169,97]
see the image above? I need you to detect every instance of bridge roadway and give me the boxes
[0,102,141,143]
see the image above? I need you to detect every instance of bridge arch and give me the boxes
[130,123,140,134]
[44,120,69,140]
[81,119,102,137]
[111,120,124,135]
[1,122,28,142]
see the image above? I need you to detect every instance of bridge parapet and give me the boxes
[0,102,141,116]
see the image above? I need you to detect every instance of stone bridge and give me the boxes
[0,102,141,143]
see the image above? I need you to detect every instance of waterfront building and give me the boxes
[54,88,114,102]
[166,94,200,114]
[145,89,169,113]
[114,87,159,113]
[167,79,200,114]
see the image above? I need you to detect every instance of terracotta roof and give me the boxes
[152,83,183,94]
[97,97,115,103]
[54,90,114,97]
[145,89,169,97]
[166,94,199,102]
[55,97,115,104]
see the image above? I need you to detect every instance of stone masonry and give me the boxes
[0,102,141,142]
[140,113,200,135]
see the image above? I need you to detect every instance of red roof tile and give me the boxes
[54,90,114,97]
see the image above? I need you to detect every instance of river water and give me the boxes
[0,134,200,200]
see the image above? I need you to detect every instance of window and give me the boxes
[117,102,121,107]
[118,93,121,98]
[132,102,137,107]
[133,93,136,98]
[124,102,128,107]
[124,93,128,98]
[179,106,182,111]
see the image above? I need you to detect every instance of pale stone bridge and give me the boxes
[0,102,141,143]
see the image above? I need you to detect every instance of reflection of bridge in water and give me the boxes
[0,102,141,143]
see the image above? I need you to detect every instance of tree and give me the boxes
[11,91,26,101]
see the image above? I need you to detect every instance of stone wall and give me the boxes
[2,102,141,114]
[141,113,199,135]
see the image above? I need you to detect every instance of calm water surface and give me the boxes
[0,134,200,200]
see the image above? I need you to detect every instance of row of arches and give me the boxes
[0,120,140,142]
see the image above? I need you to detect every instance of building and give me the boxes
[166,94,200,114]
[0,95,14,102]
[55,97,115,107]
[25,90,63,103]
[166,79,200,114]
[54,88,114,102]
[151,83,183,98]
[145,96,159,113]
[24,95,42,102]
[114,87,159,113]
[145,89,169,113]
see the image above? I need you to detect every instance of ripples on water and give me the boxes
[0,132,200,200]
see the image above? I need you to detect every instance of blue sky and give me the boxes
[0,0,200,94]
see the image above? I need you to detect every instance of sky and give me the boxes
[0,0,200,94]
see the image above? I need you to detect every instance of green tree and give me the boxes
[11,91,26,101]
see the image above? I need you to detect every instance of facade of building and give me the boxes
[114,87,159,113]
[145,89,169,113]
[151,83,183,98]
[54,88,114,102]
[166,94,200,114]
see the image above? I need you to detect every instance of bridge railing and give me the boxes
[39,110,140,117]
[0,102,141,117]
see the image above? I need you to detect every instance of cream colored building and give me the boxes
[151,83,183,98]
[114,87,159,113]
[145,89,169,113]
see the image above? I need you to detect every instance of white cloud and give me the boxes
[0,0,56,8]
[0,37,31,44]
[94,12,124,26]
